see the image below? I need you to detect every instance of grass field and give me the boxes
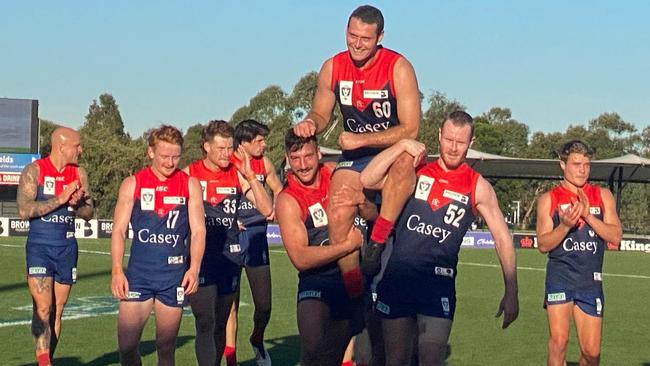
[1,236,649,365]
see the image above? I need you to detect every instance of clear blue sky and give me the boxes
[2,1,647,138]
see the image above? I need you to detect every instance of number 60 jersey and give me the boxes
[127,167,190,285]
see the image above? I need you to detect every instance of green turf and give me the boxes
[1,237,649,365]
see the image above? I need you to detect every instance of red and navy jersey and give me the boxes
[27,157,80,245]
[283,164,337,277]
[331,46,402,159]
[127,167,190,282]
[188,159,242,264]
[389,162,480,281]
[545,184,606,290]
[232,155,268,226]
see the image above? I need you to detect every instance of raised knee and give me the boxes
[327,204,353,225]
[392,153,414,172]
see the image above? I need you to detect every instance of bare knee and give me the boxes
[34,301,52,321]
[155,337,177,358]
[328,203,354,227]
[548,334,569,353]
[581,347,600,364]
[390,153,415,174]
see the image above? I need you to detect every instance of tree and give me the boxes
[85,94,128,141]
[79,94,147,218]
[420,91,465,155]
[180,123,205,168]
[38,119,60,156]
[473,107,528,157]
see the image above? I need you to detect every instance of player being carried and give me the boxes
[292,5,421,304]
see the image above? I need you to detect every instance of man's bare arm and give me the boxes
[359,139,425,190]
[73,167,95,221]
[110,176,135,300]
[17,163,75,219]
[580,187,622,244]
[276,192,361,272]
[475,176,519,328]
[293,59,336,137]
[535,192,581,253]
[264,156,283,197]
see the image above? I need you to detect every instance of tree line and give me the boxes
[39,73,650,234]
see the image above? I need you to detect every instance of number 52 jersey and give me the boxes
[374,162,479,319]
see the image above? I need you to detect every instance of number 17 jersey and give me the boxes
[127,167,190,286]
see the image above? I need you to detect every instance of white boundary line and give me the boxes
[3,244,649,280]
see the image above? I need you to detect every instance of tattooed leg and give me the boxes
[28,276,54,360]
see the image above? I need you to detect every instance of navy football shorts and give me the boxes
[544,283,604,317]
[124,278,188,308]
[240,224,270,267]
[25,240,78,285]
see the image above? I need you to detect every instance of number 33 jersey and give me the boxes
[188,159,242,266]
[127,167,190,283]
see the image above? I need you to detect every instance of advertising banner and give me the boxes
[461,231,495,248]
[0,153,39,186]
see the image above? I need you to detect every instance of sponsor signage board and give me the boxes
[514,233,620,251]
[0,153,39,186]
[461,231,495,248]
[267,224,282,245]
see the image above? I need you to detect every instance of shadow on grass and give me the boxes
[239,334,301,366]
[19,336,193,366]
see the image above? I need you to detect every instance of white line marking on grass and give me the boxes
[458,261,650,279]
[0,312,119,328]
[4,244,649,280]
[1,243,129,257]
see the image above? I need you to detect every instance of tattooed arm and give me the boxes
[71,167,95,221]
[16,163,78,219]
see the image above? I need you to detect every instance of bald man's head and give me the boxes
[50,127,82,165]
